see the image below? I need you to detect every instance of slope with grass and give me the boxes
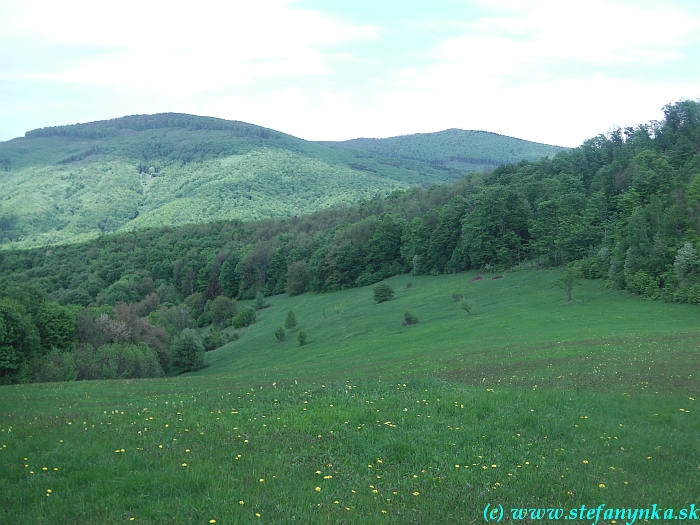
[0,114,566,250]
[0,270,698,524]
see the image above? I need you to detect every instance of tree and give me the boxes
[274,326,285,342]
[232,307,256,329]
[403,312,419,325]
[254,291,270,310]
[554,269,578,303]
[286,260,309,296]
[373,283,395,303]
[209,295,238,326]
[284,311,297,330]
[171,329,205,372]
[297,329,307,346]
[460,300,473,314]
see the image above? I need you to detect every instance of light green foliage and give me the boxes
[459,300,473,314]
[284,310,297,330]
[373,283,395,303]
[274,326,285,342]
[254,291,270,311]
[170,329,205,372]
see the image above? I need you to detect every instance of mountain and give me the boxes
[322,129,568,173]
[0,113,566,250]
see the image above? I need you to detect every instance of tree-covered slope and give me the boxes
[0,114,565,250]
[322,129,568,172]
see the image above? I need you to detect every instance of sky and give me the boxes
[1,0,699,147]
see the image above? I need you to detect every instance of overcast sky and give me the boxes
[1,0,699,146]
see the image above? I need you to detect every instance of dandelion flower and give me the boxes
[413,491,419,496]
[259,478,264,482]
[599,484,606,488]
[315,487,321,491]
[239,501,244,505]
[182,463,188,467]
[210,521,217,523]
[583,460,589,464]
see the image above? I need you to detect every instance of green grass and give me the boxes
[1,270,698,524]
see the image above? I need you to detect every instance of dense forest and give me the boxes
[0,114,565,251]
[1,99,698,385]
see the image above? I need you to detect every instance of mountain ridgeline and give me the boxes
[0,113,565,251]
[1,99,699,386]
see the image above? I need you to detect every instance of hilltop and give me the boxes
[0,113,565,250]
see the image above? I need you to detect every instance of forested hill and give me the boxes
[322,129,568,172]
[0,100,699,385]
[0,113,563,251]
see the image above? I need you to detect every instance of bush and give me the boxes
[254,291,270,310]
[451,292,463,302]
[403,312,419,325]
[209,295,238,326]
[284,311,297,330]
[373,283,395,303]
[232,307,256,328]
[170,329,205,372]
[406,282,413,289]
[297,329,307,346]
[460,300,473,314]
[202,331,224,352]
[275,326,285,342]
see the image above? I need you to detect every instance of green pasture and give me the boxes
[1,270,698,524]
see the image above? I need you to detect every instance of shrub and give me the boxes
[202,331,224,352]
[232,307,256,328]
[451,292,463,302]
[297,329,307,346]
[254,291,270,310]
[373,283,395,303]
[403,312,419,325]
[209,295,238,326]
[170,329,205,372]
[275,326,285,342]
[284,311,297,330]
[406,282,413,289]
[460,300,473,314]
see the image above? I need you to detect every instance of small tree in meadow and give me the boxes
[274,326,285,342]
[297,329,307,346]
[171,329,205,372]
[460,300,473,314]
[402,312,419,325]
[232,307,256,329]
[373,283,395,303]
[285,311,297,330]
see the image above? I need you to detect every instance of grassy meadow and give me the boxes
[1,270,698,524]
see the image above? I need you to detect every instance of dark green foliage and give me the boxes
[170,329,205,372]
[209,295,238,326]
[0,300,41,380]
[202,331,225,352]
[285,260,309,296]
[451,292,463,302]
[232,307,256,329]
[284,311,297,330]
[297,329,307,346]
[402,311,419,325]
[554,269,579,303]
[373,284,395,303]
[274,326,285,342]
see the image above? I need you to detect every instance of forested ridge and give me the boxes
[1,100,698,385]
[0,114,564,250]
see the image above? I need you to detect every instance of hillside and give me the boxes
[0,270,697,523]
[0,113,565,250]
[322,129,568,172]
